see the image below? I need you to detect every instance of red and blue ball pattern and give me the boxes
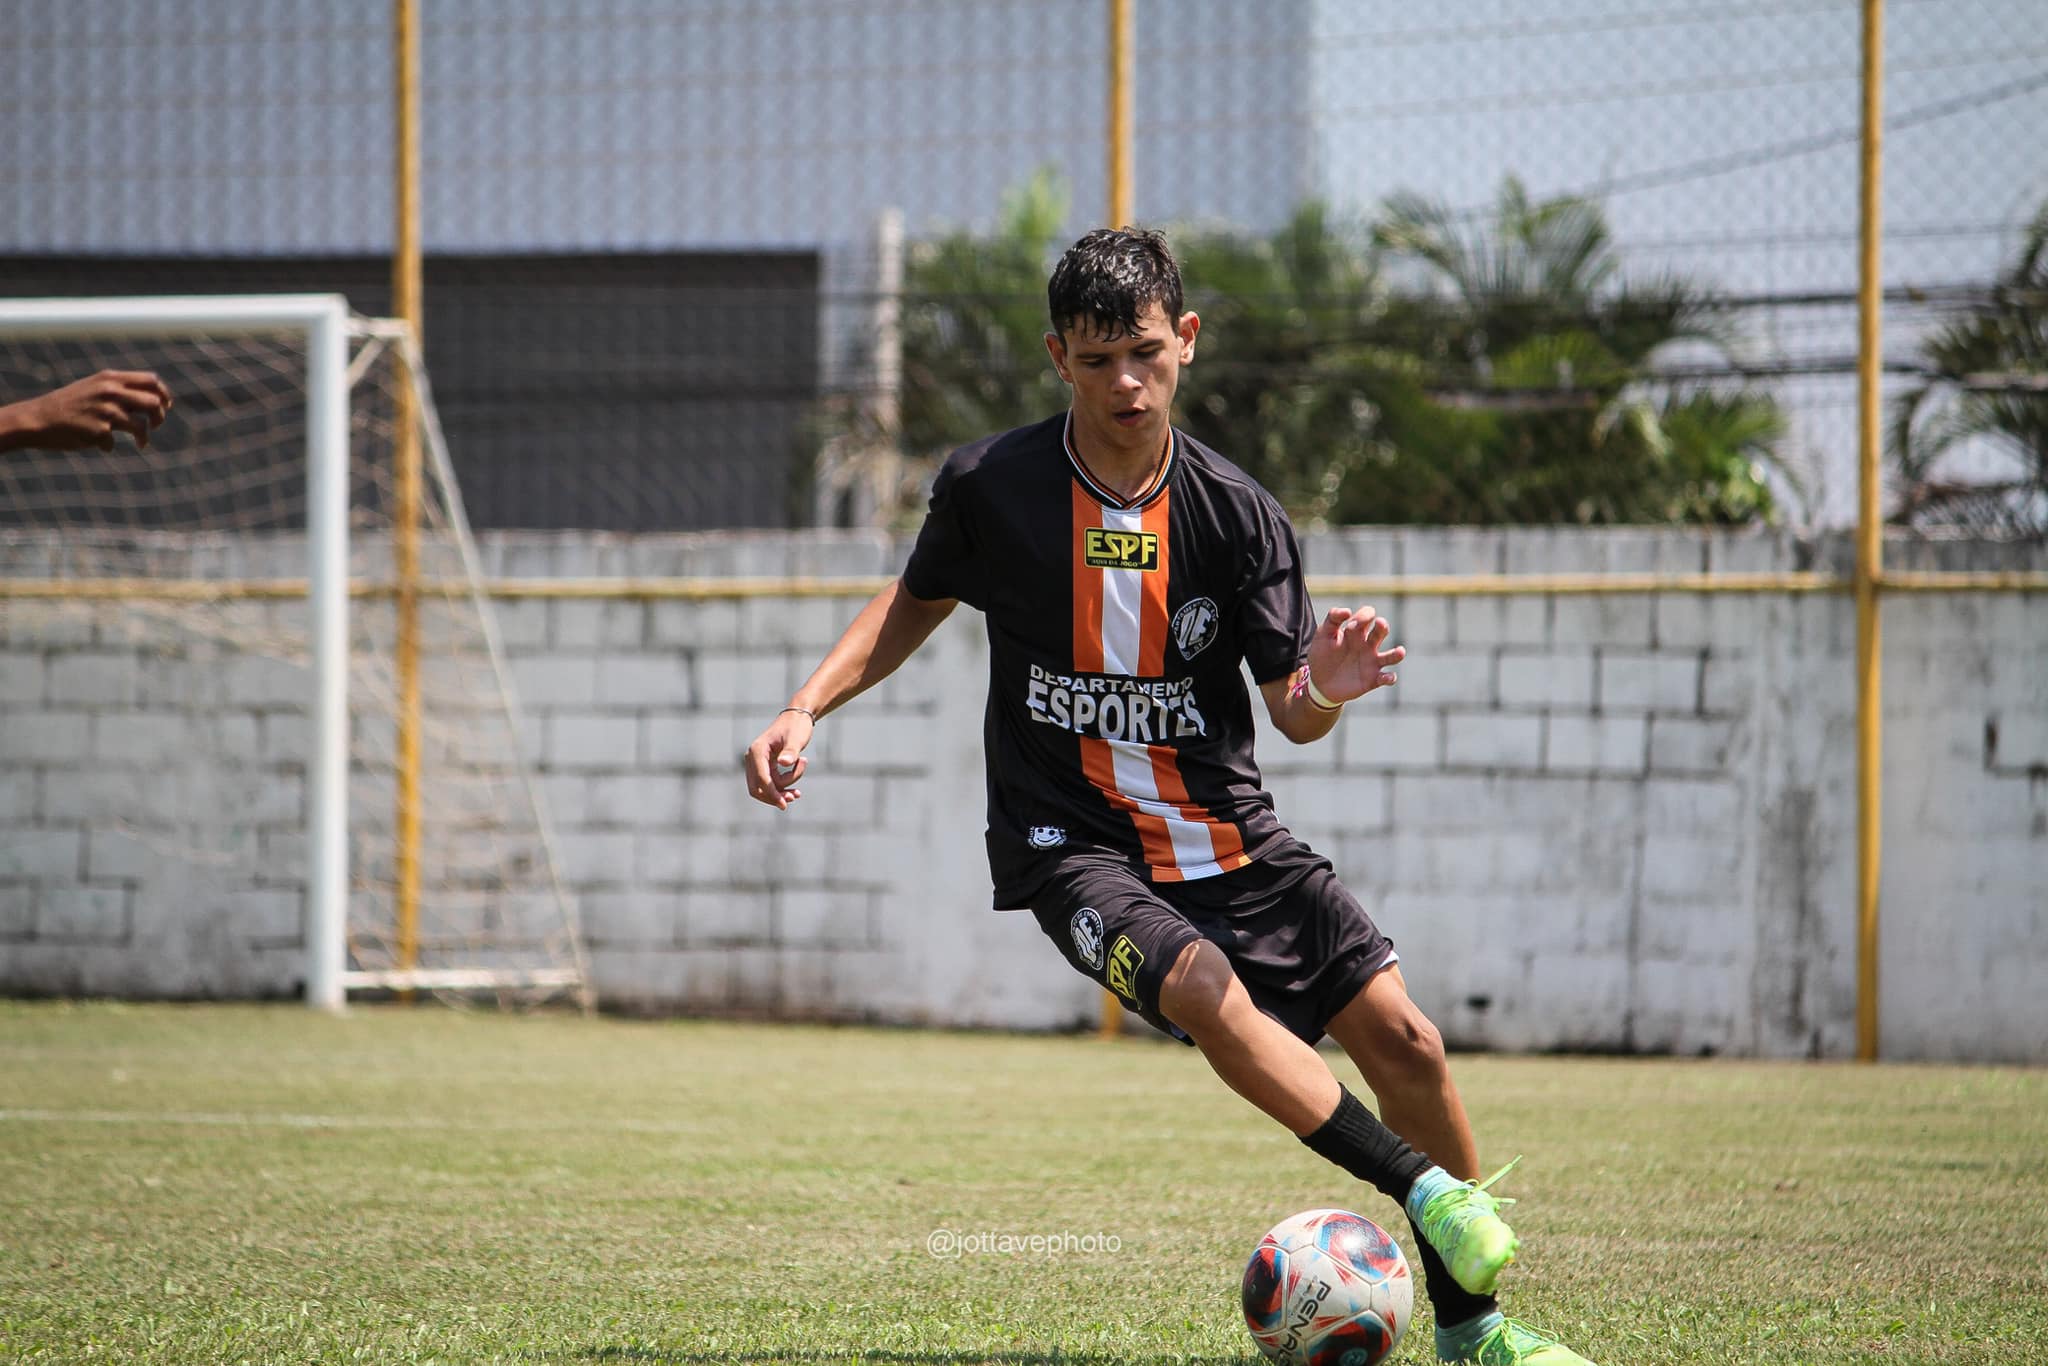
[1241,1209,1412,1366]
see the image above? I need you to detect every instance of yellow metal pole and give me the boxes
[1100,0,1134,1041]
[394,0,425,995]
[1854,0,1885,1062]
[1108,0,1132,230]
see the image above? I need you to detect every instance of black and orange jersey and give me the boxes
[903,412,1315,906]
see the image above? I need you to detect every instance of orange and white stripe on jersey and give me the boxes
[1067,424,1250,883]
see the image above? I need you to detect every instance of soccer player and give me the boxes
[0,370,173,454]
[743,228,1596,1366]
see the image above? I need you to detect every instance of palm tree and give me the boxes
[820,174,1790,530]
[896,169,1072,461]
[1362,178,1789,525]
[1889,201,2048,537]
[1175,203,1423,526]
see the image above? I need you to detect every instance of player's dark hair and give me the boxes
[1047,227,1184,340]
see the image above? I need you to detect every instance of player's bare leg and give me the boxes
[1156,940,1342,1135]
[1326,967,1595,1364]
[1154,939,1523,1319]
[1325,965,1478,1180]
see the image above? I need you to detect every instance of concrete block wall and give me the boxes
[3,528,2043,1060]
[0,592,314,998]
[472,533,1088,1029]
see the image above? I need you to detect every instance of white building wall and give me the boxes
[2,0,1317,256]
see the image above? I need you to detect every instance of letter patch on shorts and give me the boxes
[1105,933,1145,1003]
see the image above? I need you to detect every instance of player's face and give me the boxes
[1045,303,1200,459]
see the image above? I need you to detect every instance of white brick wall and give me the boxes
[0,828,83,880]
[1,711,89,763]
[3,527,2044,1061]
[1599,651,1701,712]
[1341,710,1439,769]
[1496,649,1595,708]
[1396,648,1495,706]
[1447,712,1547,769]
[1545,715,1646,775]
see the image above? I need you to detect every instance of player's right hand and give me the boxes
[743,709,814,810]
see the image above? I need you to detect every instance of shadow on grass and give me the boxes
[560,1349,1262,1365]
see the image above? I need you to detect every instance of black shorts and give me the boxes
[1028,839,1398,1046]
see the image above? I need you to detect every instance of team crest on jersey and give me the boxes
[1171,596,1220,660]
[1027,825,1067,849]
[1082,527,1160,572]
[1070,908,1106,970]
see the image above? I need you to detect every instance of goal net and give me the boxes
[0,296,591,1010]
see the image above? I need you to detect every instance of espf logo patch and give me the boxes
[1070,908,1106,971]
[1083,527,1159,572]
[1170,596,1219,660]
[1106,934,1145,1002]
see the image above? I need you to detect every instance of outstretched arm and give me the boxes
[742,577,957,809]
[1258,604,1405,745]
[0,371,173,454]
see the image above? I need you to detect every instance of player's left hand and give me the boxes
[1302,604,1404,705]
[743,708,814,810]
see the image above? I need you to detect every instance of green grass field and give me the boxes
[1,1002,2043,1364]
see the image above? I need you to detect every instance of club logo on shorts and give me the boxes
[1070,908,1106,971]
[1027,825,1067,849]
[1082,527,1160,572]
[1106,933,1145,1003]
[1171,596,1220,661]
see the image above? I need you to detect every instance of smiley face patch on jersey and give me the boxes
[1082,526,1160,572]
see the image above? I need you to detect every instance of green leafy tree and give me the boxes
[897,169,1070,463]
[1354,178,1789,525]
[828,173,1789,529]
[1889,200,2048,536]
[1174,204,1423,525]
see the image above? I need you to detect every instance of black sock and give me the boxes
[1405,1212,1499,1330]
[1299,1089,1498,1330]
[1297,1086,1432,1203]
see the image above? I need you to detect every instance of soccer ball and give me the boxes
[1241,1208,1413,1366]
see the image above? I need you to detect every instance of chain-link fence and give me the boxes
[3,2,2044,1051]
[4,0,2044,533]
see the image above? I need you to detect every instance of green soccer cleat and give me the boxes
[1413,1156,1522,1295]
[1437,1316,1599,1365]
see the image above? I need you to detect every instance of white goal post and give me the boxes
[0,294,589,1012]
